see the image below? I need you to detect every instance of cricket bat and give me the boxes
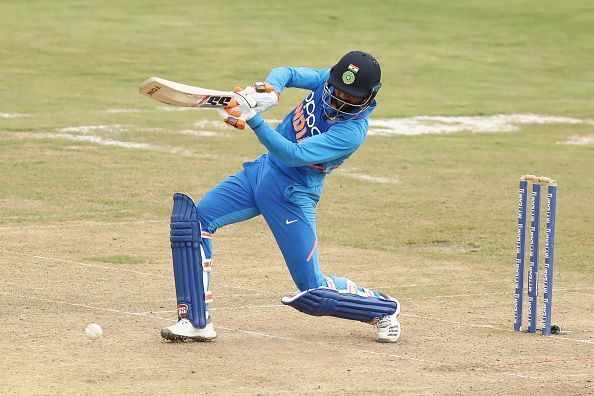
[139,77,236,108]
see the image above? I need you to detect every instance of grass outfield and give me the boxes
[1,0,594,121]
[0,1,593,393]
[1,0,593,271]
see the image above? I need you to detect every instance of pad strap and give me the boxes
[170,193,210,328]
[281,287,397,323]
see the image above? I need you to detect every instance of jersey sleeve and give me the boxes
[247,114,365,167]
[265,67,330,94]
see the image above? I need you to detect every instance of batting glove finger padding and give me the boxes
[234,82,279,114]
[217,109,246,130]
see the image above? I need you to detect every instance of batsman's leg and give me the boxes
[161,193,216,341]
[161,164,260,341]
[257,173,401,342]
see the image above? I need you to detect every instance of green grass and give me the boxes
[0,1,593,275]
[1,0,594,122]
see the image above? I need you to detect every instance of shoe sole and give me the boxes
[160,328,216,342]
[377,329,401,343]
[376,337,398,343]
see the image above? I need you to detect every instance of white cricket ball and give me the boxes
[85,323,103,340]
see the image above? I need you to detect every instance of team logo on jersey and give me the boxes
[292,91,321,141]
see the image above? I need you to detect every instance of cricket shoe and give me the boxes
[376,296,401,343]
[160,318,216,342]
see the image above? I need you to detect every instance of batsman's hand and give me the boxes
[237,82,279,113]
[219,87,258,130]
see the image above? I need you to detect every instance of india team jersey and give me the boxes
[246,67,376,188]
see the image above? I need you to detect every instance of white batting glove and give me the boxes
[237,82,279,113]
[218,87,258,130]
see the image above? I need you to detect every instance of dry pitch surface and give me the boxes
[0,214,592,394]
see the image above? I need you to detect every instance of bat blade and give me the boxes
[139,77,235,108]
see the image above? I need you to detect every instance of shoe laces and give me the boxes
[377,315,393,329]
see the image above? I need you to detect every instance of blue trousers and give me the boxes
[197,155,379,296]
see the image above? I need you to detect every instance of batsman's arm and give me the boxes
[247,114,365,167]
[265,67,330,94]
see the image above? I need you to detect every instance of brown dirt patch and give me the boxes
[1,219,592,394]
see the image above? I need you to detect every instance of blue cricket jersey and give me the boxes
[196,67,389,297]
[246,67,376,189]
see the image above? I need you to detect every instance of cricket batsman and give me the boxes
[161,50,401,343]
